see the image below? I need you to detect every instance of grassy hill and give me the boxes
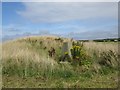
[2,36,119,88]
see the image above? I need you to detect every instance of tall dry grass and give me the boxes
[83,42,118,56]
[2,40,59,77]
[83,41,118,72]
[2,36,75,78]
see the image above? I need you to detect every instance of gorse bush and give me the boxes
[71,45,81,60]
[70,42,90,66]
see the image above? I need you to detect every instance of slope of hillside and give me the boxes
[2,36,119,88]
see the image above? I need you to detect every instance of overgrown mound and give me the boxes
[2,36,119,79]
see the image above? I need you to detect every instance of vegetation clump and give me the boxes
[98,50,118,69]
[70,42,90,66]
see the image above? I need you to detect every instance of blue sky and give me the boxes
[2,2,118,41]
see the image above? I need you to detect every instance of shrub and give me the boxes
[70,42,90,65]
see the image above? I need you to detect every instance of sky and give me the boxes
[2,1,118,41]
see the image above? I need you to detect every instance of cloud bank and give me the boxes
[17,2,118,23]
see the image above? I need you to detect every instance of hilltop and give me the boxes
[2,36,118,88]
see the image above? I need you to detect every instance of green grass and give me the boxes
[3,71,118,88]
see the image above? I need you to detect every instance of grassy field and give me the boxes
[1,36,119,88]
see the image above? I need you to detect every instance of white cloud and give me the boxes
[17,2,118,23]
